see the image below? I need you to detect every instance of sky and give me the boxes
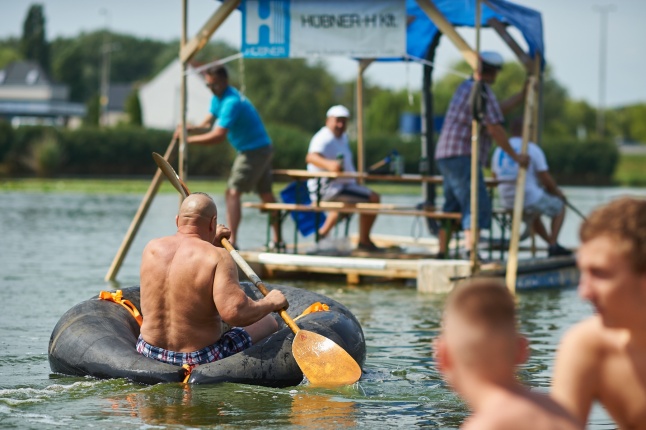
[2,0,645,108]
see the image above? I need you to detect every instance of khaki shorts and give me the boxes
[228,145,274,194]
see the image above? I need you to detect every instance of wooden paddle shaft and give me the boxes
[221,239,301,334]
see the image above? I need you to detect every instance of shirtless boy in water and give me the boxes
[434,279,580,429]
[552,197,646,429]
[137,192,287,367]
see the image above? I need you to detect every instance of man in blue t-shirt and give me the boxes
[183,66,280,248]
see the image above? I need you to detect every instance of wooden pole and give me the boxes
[104,138,179,281]
[356,59,373,182]
[179,0,188,203]
[469,0,482,273]
[487,18,534,72]
[180,0,241,63]
[505,76,537,294]
[415,0,478,69]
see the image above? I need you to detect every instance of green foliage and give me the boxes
[84,95,100,126]
[541,138,618,185]
[0,119,14,162]
[0,46,22,69]
[50,31,167,102]
[185,144,234,178]
[243,58,337,133]
[365,90,421,134]
[613,104,646,143]
[266,123,312,170]
[615,153,646,186]
[124,89,143,126]
[26,132,64,176]
[21,4,50,73]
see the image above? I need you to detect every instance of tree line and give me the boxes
[0,4,640,185]
[3,4,645,143]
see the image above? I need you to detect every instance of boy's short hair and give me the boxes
[580,197,646,273]
[445,279,516,330]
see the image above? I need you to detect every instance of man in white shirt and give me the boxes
[490,118,572,257]
[306,105,382,252]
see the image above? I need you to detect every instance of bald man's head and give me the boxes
[177,192,217,226]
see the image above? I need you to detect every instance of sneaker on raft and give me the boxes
[548,244,573,257]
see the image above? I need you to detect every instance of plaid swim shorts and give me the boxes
[136,328,252,368]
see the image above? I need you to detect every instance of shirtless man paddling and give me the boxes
[137,192,287,367]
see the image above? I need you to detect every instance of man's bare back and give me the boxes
[139,193,287,354]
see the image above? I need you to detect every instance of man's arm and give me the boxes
[187,125,228,146]
[212,249,287,327]
[487,123,530,167]
[174,113,215,140]
[537,170,566,200]
[551,320,600,425]
[498,81,528,115]
[306,152,342,172]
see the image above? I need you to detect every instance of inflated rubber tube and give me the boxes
[48,283,366,387]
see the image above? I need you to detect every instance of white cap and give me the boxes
[326,105,350,118]
[480,51,504,69]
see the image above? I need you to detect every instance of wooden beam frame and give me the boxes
[356,59,374,182]
[180,0,241,64]
[487,18,534,72]
[415,0,478,70]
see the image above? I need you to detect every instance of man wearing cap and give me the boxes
[434,51,529,259]
[179,65,281,249]
[306,105,382,252]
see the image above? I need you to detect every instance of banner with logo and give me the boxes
[242,0,406,59]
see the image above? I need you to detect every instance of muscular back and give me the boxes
[139,233,238,352]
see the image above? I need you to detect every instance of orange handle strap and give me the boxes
[98,290,144,326]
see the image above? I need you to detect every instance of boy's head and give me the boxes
[435,279,527,389]
[580,197,646,275]
[577,197,646,326]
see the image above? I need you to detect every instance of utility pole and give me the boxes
[99,8,111,127]
[593,4,615,138]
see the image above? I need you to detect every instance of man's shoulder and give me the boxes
[561,316,609,352]
[309,127,334,146]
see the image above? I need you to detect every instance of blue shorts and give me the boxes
[437,156,491,230]
[136,328,252,368]
[525,193,564,218]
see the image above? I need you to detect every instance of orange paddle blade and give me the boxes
[292,330,361,387]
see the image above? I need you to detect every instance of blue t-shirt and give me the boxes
[209,86,271,152]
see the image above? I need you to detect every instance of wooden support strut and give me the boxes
[505,75,538,294]
[180,0,241,64]
[104,137,178,281]
[487,18,535,72]
[414,0,478,70]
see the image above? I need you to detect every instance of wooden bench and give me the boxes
[243,201,463,254]
[243,202,462,220]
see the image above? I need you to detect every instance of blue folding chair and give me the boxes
[280,181,326,237]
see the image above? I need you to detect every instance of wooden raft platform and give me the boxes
[236,234,578,292]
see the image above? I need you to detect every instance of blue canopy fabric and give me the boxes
[406,0,544,66]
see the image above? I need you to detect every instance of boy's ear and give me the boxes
[433,336,451,374]
[175,215,180,228]
[515,335,530,365]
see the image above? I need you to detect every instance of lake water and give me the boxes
[1,186,644,429]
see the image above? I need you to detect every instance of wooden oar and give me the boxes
[565,200,587,221]
[152,152,362,387]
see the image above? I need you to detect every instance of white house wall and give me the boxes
[140,59,213,130]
